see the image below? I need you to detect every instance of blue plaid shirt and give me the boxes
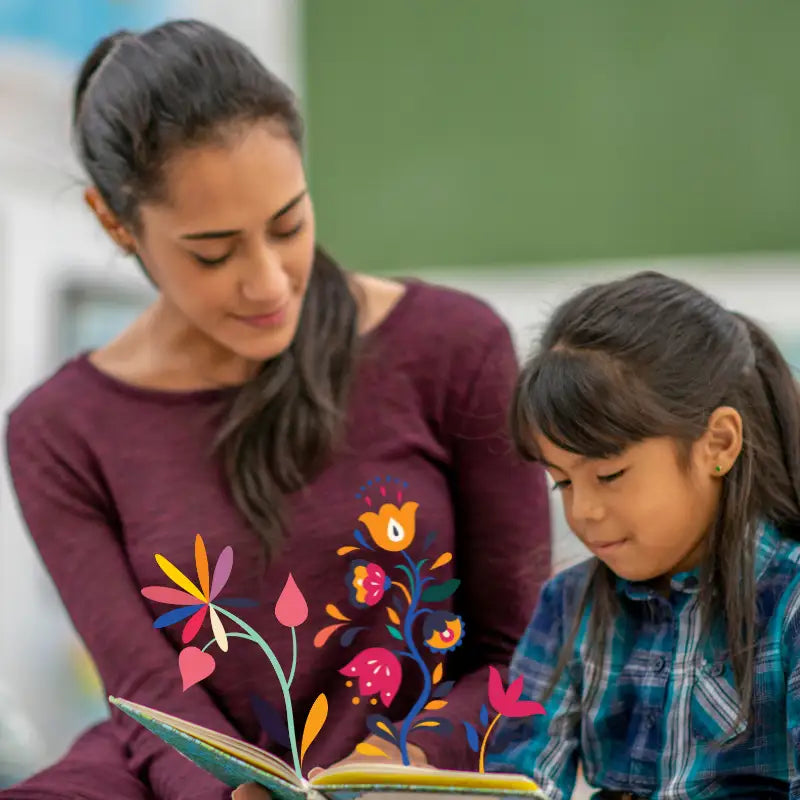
[487,526,800,799]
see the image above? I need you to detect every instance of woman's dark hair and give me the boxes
[512,271,800,730]
[72,20,359,554]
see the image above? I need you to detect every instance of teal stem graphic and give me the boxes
[201,632,250,652]
[288,627,298,687]
[212,604,302,779]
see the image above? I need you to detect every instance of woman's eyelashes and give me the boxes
[193,252,231,267]
[191,221,305,267]
[272,220,304,239]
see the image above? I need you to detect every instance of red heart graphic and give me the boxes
[178,647,216,691]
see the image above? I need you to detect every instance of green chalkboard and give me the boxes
[303,0,800,273]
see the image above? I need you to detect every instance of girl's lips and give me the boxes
[588,538,628,553]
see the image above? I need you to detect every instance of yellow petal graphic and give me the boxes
[326,604,350,622]
[432,662,443,685]
[209,607,228,653]
[355,742,389,758]
[376,721,395,737]
[301,693,328,765]
[195,535,210,600]
[337,546,359,556]
[155,554,205,602]
[413,720,440,728]
[424,700,448,710]
[387,607,401,625]
[430,552,453,570]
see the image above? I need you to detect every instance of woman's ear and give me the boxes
[84,187,136,254]
[700,406,744,477]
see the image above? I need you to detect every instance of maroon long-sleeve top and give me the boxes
[4,280,550,800]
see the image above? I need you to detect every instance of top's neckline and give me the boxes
[73,278,423,404]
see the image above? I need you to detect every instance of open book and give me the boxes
[109,696,549,800]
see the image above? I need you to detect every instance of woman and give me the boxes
[3,19,550,800]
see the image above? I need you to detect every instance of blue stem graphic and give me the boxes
[396,550,434,765]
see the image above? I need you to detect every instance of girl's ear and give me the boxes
[699,406,744,477]
[84,187,136,254]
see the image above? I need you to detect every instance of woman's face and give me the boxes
[131,121,316,364]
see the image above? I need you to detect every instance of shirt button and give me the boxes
[709,663,725,677]
[652,657,665,672]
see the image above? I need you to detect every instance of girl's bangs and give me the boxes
[515,349,655,461]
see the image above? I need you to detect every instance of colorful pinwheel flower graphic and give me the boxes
[141,534,327,779]
[141,535,253,651]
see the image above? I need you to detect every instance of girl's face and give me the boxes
[102,121,316,366]
[536,433,728,583]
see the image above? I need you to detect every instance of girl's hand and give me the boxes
[307,735,427,779]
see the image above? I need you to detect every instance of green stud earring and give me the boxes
[715,465,722,473]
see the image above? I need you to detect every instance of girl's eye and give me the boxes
[598,469,626,484]
[551,479,572,492]
[192,252,232,267]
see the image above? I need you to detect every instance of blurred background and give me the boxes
[1,1,800,797]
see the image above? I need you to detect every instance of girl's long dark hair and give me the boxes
[72,20,359,554]
[512,271,800,727]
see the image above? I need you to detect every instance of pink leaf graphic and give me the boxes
[275,573,308,628]
[178,647,216,690]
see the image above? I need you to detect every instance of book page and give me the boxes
[311,762,541,793]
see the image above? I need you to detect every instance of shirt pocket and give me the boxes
[690,660,748,744]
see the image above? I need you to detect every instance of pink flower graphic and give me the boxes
[339,647,402,707]
[487,666,545,717]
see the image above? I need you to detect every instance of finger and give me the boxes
[231,783,272,799]
[308,767,323,779]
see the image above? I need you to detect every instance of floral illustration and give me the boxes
[462,666,546,772]
[141,534,327,779]
[348,561,391,607]
[358,500,419,551]
[339,647,402,707]
[316,476,546,771]
[423,611,465,653]
[316,477,465,765]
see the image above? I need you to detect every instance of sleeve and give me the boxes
[783,576,800,797]
[405,314,552,769]
[485,577,581,800]
[5,407,239,800]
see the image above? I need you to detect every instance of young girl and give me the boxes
[487,271,800,799]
